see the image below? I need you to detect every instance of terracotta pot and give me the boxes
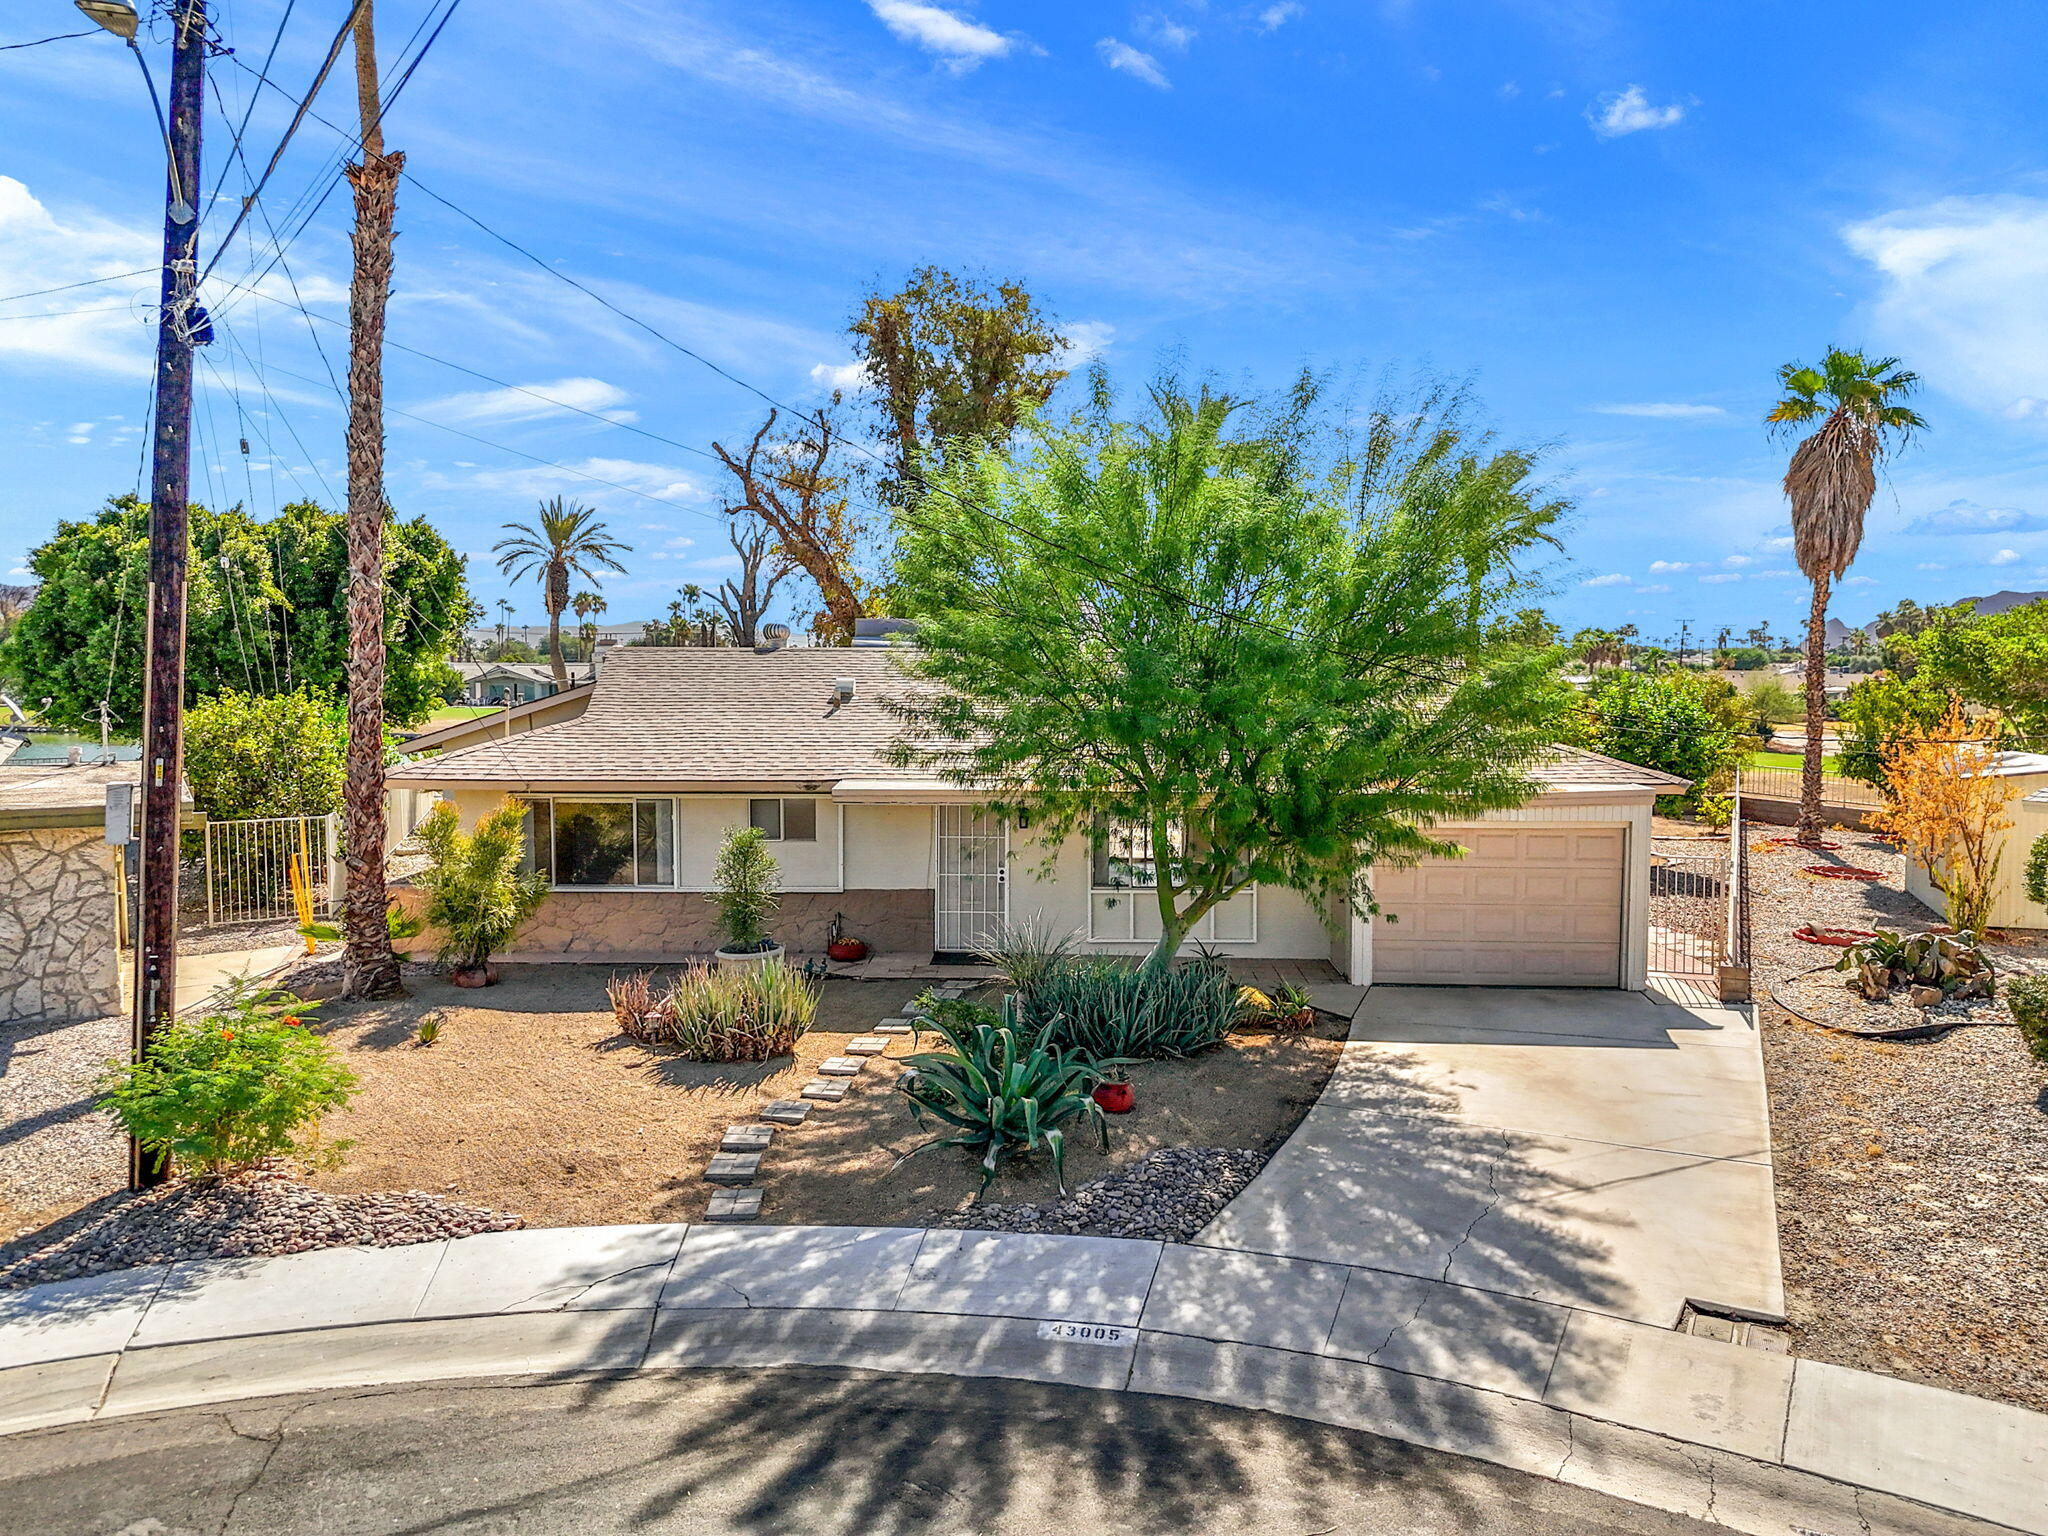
[1093,1082,1135,1114]
[449,964,498,989]
[827,938,870,962]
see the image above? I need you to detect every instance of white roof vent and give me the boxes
[832,676,857,704]
[757,622,791,654]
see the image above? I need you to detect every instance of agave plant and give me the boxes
[895,999,1127,1196]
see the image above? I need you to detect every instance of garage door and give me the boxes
[1372,825,1624,987]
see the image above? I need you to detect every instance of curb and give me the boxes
[2,1224,2042,1535]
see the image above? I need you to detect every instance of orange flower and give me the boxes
[282,1017,302,1027]
[219,1030,234,1041]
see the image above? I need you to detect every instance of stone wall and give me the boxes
[392,884,934,963]
[0,827,122,1023]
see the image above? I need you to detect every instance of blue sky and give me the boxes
[4,0,2048,644]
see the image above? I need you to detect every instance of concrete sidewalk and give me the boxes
[1197,987,1782,1327]
[0,1223,2041,1534]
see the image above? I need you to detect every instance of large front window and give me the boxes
[521,797,676,887]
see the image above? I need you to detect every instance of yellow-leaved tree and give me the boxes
[1867,706,2019,935]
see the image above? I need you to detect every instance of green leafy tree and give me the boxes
[713,826,781,953]
[1724,647,1772,671]
[1897,599,2048,744]
[1,496,469,732]
[183,688,350,820]
[1576,670,1756,805]
[850,266,1069,508]
[1835,672,1957,788]
[493,498,631,689]
[888,371,1576,968]
[1765,350,1927,841]
[1741,675,1806,727]
[415,800,550,975]
[1493,607,1560,648]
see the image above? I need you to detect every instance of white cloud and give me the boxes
[1648,560,1693,572]
[1061,319,1116,363]
[0,175,159,377]
[1097,38,1169,88]
[1636,583,1671,594]
[439,457,709,508]
[1588,402,1725,419]
[1902,498,2047,535]
[1722,554,1754,567]
[1258,2,1304,30]
[866,2,1015,71]
[417,376,638,427]
[1844,196,2048,423]
[1843,576,1878,586]
[809,359,873,393]
[1698,573,1742,584]
[1916,562,1947,571]
[1990,548,2022,565]
[1588,85,1685,138]
[1580,572,1631,587]
[1138,13,1196,49]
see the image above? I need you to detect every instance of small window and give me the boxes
[749,797,818,842]
[1091,819,1182,889]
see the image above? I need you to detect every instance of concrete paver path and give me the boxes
[1198,987,1782,1327]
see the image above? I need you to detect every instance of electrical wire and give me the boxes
[0,270,157,304]
[0,28,96,49]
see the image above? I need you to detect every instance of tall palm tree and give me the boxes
[494,499,631,688]
[570,590,606,664]
[1766,349,1926,843]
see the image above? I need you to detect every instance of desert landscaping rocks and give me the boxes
[933,1147,1267,1243]
[0,1168,521,1289]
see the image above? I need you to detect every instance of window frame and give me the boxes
[520,794,680,891]
[749,796,819,843]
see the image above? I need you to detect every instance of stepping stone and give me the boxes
[800,1078,848,1102]
[705,1188,762,1222]
[874,1022,914,1035]
[704,1152,761,1186]
[818,1056,864,1076]
[845,1036,890,1056]
[721,1125,774,1153]
[760,1100,811,1126]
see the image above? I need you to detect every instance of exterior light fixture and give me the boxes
[74,0,141,39]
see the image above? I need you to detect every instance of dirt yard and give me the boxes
[302,966,1344,1229]
[1749,829,2048,1413]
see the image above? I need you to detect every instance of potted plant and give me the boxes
[415,799,550,987]
[1092,1070,1135,1115]
[714,826,784,969]
[825,913,868,963]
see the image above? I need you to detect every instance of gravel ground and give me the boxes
[1749,828,2048,1412]
[0,1167,522,1288]
[0,1013,127,1249]
[930,1147,1265,1241]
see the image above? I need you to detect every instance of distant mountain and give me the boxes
[1956,589,2048,616]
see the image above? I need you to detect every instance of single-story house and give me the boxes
[1902,751,2048,932]
[449,661,595,707]
[388,647,1688,989]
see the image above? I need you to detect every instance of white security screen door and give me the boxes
[934,807,1007,953]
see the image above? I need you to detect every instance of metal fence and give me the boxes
[204,813,338,928]
[1736,764,1885,811]
[1647,791,1750,998]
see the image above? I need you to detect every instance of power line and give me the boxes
[0,270,157,304]
[0,28,95,49]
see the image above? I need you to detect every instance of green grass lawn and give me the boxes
[1747,749,1844,772]
[418,705,497,727]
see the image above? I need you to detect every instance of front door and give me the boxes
[934,806,1007,955]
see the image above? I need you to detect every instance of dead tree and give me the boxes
[710,408,865,643]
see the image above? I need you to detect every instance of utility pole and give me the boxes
[131,0,209,1189]
[340,0,405,998]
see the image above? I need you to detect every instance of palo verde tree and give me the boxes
[888,370,1577,968]
[1765,349,1926,843]
[1,497,469,734]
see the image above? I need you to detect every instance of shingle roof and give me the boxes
[392,646,1688,795]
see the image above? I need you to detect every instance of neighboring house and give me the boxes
[388,647,1687,989]
[1902,751,2048,932]
[448,661,595,707]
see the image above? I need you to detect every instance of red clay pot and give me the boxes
[449,965,499,989]
[826,938,869,962]
[1093,1082,1135,1115]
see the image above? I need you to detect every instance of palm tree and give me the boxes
[570,590,606,664]
[1766,349,1926,843]
[494,499,631,688]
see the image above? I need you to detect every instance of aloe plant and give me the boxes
[896,1000,1127,1195]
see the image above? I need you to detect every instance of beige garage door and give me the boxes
[1373,825,1625,987]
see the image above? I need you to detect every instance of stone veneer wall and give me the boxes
[0,827,123,1023]
[392,885,935,962]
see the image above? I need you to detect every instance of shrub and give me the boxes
[1835,929,1993,1001]
[181,686,349,821]
[613,960,815,1060]
[897,1000,1124,1194]
[97,980,358,1179]
[1866,706,2019,935]
[1574,669,1758,808]
[416,799,550,972]
[2025,830,2048,912]
[714,827,780,953]
[974,917,1078,994]
[2008,976,2048,1066]
[1016,955,1239,1059]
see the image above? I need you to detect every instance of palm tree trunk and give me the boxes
[339,8,403,1000]
[545,560,570,689]
[1797,572,1832,845]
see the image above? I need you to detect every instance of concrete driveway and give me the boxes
[1198,987,1782,1328]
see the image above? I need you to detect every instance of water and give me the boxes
[2,733,141,766]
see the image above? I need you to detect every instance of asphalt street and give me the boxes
[0,1366,1726,1535]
